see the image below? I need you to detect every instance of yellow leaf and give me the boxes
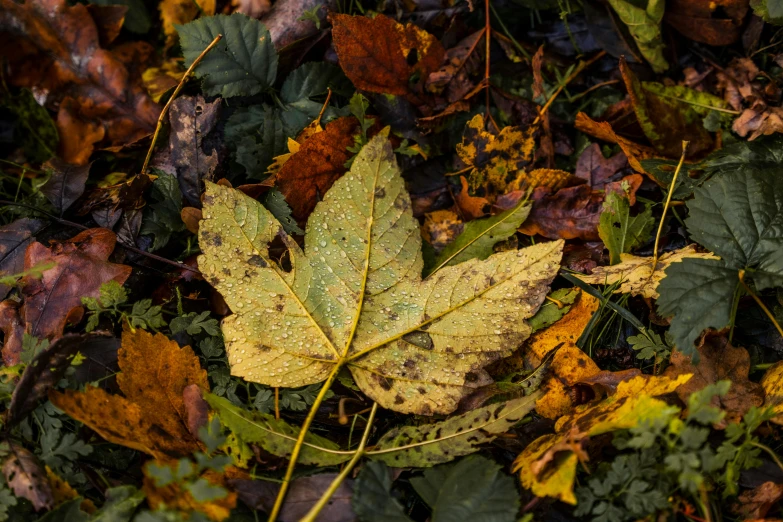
[50,328,209,458]
[198,136,564,414]
[514,374,691,505]
[574,245,720,299]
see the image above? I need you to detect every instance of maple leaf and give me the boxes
[0,0,159,164]
[50,328,209,459]
[330,13,445,107]
[198,136,563,414]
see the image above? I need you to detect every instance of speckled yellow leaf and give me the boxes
[198,136,563,415]
[762,361,783,425]
[525,292,600,420]
[514,374,690,505]
[574,245,719,299]
[457,114,537,196]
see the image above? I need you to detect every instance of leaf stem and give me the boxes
[267,364,342,522]
[738,270,783,340]
[300,403,379,522]
[651,141,689,273]
[141,34,223,175]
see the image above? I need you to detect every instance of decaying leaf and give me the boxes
[576,245,720,299]
[663,331,764,426]
[275,116,359,221]
[513,374,691,504]
[198,136,563,414]
[761,361,783,425]
[331,14,445,107]
[0,0,159,164]
[50,328,209,459]
[524,292,600,420]
[21,228,131,348]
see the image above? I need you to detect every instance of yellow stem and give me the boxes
[651,141,689,274]
[267,365,342,522]
[300,403,379,522]
[738,270,783,340]
[141,34,224,175]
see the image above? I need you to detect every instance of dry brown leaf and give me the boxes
[663,331,764,426]
[331,13,445,107]
[525,292,601,420]
[275,116,359,221]
[0,0,160,164]
[50,328,209,459]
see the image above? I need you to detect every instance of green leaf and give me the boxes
[352,461,413,522]
[262,189,304,235]
[367,392,540,467]
[176,14,277,98]
[606,0,668,72]
[598,192,654,265]
[425,200,531,277]
[410,455,519,522]
[204,394,352,466]
[198,136,562,414]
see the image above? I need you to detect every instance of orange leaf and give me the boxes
[50,328,208,459]
[331,14,445,106]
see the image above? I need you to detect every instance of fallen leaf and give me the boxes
[3,444,53,511]
[525,292,600,420]
[664,331,764,426]
[275,116,359,221]
[620,57,726,158]
[50,328,209,458]
[513,374,691,504]
[331,14,445,107]
[0,0,160,164]
[761,361,783,425]
[575,244,720,299]
[150,94,222,207]
[198,136,563,414]
[40,159,91,214]
[0,218,45,300]
[733,481,783,519]
[20,228,131,346]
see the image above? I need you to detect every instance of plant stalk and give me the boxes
[300,403,379,522]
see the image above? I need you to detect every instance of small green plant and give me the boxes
[81,281,166,332]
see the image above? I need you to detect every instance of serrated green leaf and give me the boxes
[176,14,277,98]
[425,200,530,277]
[606,0,668,72]
[599,192,654,265]
[410,455,519,522]
[204,394,352,466]
[353,461,413,522]
[367,392,540,467]
[198,136,563,414]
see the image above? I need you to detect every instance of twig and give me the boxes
[739,270,783,340]
[651,141,689,273]
[533,50,606,126]
[141,34,224,175]
[0,199,202,275]
[300,403,379,522]
[268,366,341,522]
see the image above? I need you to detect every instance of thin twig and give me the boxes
[300,403,379,522]
[651,141,689,273]
[141,34,224,175]
[533,50,606,126]
[739,270,783,340]
[0,199,201,274]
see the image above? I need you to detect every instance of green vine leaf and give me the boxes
[198,136,562,414]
